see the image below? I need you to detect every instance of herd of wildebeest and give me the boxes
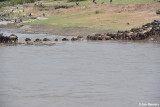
[0,20,160,45]
[0,33,18,44]
[87,20,160,41]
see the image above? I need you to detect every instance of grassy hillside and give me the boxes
[22,0,160,33]
[29,11,147,32]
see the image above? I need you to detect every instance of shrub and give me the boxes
[0,0,40,8]
[10,0,24,5]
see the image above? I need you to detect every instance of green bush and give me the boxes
[10,0,23,5]
[0,0,40,9]
[0,2,11,8]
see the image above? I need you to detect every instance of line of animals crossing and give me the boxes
[0,20,160,45]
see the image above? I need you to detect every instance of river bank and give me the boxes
[0,0,160,44]
[1,1,160,34]
[0,23,105,36]
[0,19,160,45]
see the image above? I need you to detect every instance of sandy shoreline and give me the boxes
[0,24,103,36]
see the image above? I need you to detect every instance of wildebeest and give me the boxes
[0,33,10,43]
[25,38,31,42]
[34,38,42,42]
[87,34,111,40]
[0,33,4,43]
[9,34,18,43]
[55,38,58,41]
[43,38,50,41]
[62,38,69,41]
[71,37,78,41]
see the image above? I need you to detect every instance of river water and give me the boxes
[0,32,160,107]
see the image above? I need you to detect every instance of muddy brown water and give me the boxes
[0,32,160,107]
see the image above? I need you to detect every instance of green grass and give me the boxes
[28,9,160,32]
[26,0,159,32]
[27,12,130,32]
[0,1,11,9]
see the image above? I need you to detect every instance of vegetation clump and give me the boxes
[0,0,40,8]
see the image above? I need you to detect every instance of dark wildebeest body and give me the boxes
[62,38,69,41]
[25,38,31,42]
